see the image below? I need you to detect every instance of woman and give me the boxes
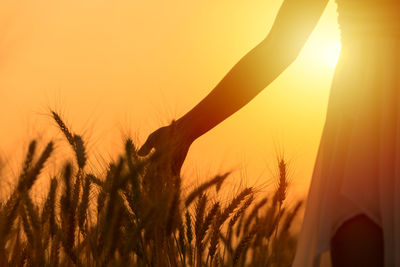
[139,0,400,266]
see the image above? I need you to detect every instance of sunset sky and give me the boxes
[1,0,341,198]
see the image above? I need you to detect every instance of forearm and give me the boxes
[175,0,328,142]
[177,38,297,142]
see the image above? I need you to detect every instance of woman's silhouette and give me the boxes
[139,0,400,266]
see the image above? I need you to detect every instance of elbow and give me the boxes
[277,47,300,67]
[259,35,303,67]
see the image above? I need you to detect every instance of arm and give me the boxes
[177,0,329,142]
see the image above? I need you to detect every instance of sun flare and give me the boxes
[303,39,342,68]
[322,41,342,67]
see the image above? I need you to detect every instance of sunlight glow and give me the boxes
[323,41,342,67]
[304,40,342,68]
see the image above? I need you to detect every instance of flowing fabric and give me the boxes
[293,0,400,266]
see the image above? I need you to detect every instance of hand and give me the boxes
[138,122,193,176]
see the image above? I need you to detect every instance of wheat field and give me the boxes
[0,111,302,267]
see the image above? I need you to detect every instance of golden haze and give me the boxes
[0,0,340,198]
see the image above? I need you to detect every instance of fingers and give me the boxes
[138,135,155,156]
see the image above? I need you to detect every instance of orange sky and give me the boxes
[0,0,340,199]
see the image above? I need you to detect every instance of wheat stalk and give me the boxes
[185,172,230,207]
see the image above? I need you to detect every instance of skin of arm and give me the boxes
[177,0,329,143]
[138,0,329,174]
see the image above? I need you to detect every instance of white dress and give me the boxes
[293,0,400,266]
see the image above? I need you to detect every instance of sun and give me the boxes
[302,38,342,69]
[322,41,342,67]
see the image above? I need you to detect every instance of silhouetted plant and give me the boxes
[0,111,302,266]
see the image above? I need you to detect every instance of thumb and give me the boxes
[138,135,155,156]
